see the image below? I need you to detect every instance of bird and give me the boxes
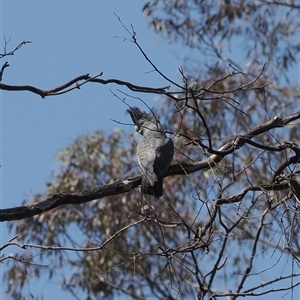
[127,106,174,198]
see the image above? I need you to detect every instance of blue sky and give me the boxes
[1,2,299,300]
[0,1,181,208]
[0,2,183,299]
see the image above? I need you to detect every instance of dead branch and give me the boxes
[0,72,171,98]
[0,39,32,58]
[0,61,10,82]
[0,217,146,253]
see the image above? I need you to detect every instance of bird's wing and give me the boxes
[154,137,174,178]
[137,136,158,186]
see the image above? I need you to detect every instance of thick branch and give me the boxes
[0,175,142,222]
[0,72,171,98]
[173,112,300,174]
[0,111,299,222]
[0,62,10,82]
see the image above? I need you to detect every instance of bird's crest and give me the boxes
[127,107,153,125]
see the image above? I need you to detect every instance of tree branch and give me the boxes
[0,61,10,82]
[0,72,171,98]
[0,39,32,58]
[0,218,146,253]
[1,111,299,222]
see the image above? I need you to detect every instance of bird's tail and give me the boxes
[141,177,163,198]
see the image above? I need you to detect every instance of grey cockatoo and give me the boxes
[127,107,174,198]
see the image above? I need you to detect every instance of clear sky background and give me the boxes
[0,2,184,299]
[0,2,299,300]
